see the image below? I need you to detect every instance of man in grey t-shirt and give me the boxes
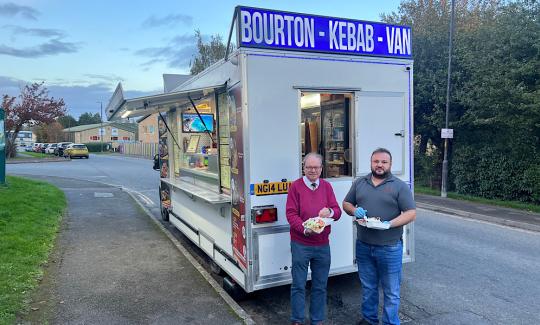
[343,148,416,325]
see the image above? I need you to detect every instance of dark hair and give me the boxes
[371,148,392,161]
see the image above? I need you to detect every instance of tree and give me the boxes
[190,30,227,75]
[58,115,78,128]
[384,0,540,202]
[3,82,66,158]
[78,112,101,125]
[34,121,65,143]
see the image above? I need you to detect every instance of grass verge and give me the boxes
[415,185,540,213]
[0,176,66,324]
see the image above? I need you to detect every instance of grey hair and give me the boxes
[303,152,323,167]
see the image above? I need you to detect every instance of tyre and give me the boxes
[210,260,225,275]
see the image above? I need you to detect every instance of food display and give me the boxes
[303,217,332,234]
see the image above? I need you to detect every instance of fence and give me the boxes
[117,142,158,158]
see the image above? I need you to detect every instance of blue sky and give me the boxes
[0,0,402,118]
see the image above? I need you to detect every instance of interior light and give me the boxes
[121,111,131,118]
[301,93,320,108]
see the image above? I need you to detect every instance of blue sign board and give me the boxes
[237,7,412,59]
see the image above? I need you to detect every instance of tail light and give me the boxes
[252,205,278,224]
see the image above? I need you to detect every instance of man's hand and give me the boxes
[304,228,315,236]
[318,207,331,218]
[354,207,368,219]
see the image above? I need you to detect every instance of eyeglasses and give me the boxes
[304,166,322,170]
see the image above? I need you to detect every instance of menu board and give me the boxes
[228,85,247,270]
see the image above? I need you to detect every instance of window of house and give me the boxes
[301,92,353,178]
[111,136,118,140]
[90,136,100,140]
[123,137,130,140]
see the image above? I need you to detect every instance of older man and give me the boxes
[286,152,342,325]
[343,148,416,325]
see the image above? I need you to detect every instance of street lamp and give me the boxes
[97,101,103,153]
[441,0,455,198]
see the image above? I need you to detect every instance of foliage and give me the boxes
[78,112,102,125]
[83,142,111,152]
[57,115,78,128]
[34,121,64,143]
[385,0,540,203]
[190,30,227,75]
[0,176,66,324]
[2,82,66,158]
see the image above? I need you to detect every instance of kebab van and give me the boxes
[109,6,415,295]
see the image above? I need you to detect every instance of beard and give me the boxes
[371,168,390,179]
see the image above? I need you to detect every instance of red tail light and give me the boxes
[252,206,278,224]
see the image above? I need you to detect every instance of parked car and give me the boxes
[33,143,43,152]
[55,142,72,156]
[64,144,89,159]
[41,143,49,153]
[45,143,57,154]
[25,144,34,152]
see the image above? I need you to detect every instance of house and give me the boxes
[63,122,137,144]
[137,113,159,144]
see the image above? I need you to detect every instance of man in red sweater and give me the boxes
[286,153,342,325]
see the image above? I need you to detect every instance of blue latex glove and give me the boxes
[354,207,368,219]
[381,221,391,229]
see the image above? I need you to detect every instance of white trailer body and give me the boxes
[110,6,414,293]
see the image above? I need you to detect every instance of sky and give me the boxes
[0,0,403,118]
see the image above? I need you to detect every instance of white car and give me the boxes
[45,143,57,154]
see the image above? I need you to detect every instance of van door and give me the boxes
[355,91,406,175]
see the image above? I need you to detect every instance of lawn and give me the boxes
[15,152,57,159]
[415,185,540,214]
[0,176,66,324]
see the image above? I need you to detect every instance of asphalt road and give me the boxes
[8,154,540,324]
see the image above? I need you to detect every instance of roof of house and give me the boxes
[63,122,138,134]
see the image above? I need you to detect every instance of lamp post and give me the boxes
[97,101,103,153]
[441,0,455,198]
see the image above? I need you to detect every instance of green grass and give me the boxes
[0,176,66,324]
[415,185,540,213]
[16,152,54,159]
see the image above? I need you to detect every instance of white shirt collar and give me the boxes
[303,176,319,190]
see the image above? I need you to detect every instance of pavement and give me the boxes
[14,172,540,324]
[17,176,249,325]
[415,194,540,232]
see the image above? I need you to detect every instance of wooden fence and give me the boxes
[117,142,158,158]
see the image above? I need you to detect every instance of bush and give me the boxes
[451,146,540,204]
[83,142,112,152]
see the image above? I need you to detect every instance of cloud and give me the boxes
[0,2,39,20]
[84,74,125,83]
[0,38,80,58]
[3,25,65,38]
[142,14,193,28]
[0,75,160,118]
[134,33,197,69]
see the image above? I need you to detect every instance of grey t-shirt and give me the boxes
[344,173,416,245]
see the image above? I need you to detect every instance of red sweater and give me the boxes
[286,178,342,246]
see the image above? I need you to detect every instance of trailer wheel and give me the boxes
[222,276,248,301]
[210,260,225,275]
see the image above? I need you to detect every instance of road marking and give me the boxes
[94,192,114,198]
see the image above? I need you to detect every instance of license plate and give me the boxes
[251,181,291,196]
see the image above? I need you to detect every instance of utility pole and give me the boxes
[441,0,455,198]
[97,101,103,153]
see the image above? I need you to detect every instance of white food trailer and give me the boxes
[109,6,414,294]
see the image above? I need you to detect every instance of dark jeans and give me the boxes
[290,241,331,324]
[356,240,403,325]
